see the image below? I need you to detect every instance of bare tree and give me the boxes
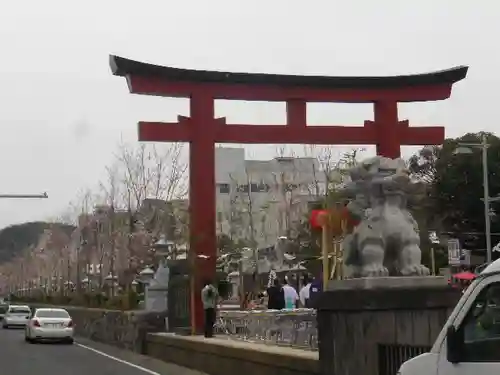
[225,173,244,245]
[116,141,188,208]
[302,145,364,203]
[272,146,309,239]
[97,162,122,296]
[243,168,257,248]
[112,141,188,287]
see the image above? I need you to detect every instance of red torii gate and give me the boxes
[109,55,467,333]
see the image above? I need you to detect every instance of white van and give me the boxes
[399,259,500,374]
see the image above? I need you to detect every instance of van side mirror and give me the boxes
[446,325,463,364]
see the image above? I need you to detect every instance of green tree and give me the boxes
[409,132,500,259]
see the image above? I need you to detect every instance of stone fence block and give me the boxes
[216,309,317,350]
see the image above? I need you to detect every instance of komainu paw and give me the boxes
[400,264,430,276]
[360,265,389,278]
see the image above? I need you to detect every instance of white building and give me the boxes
[215,147,326,248]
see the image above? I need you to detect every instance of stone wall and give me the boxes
[28,304,167,354]
[146,333,319,375]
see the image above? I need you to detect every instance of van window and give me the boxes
[460,282,500,362]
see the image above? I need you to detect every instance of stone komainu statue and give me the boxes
[342,156,429,278]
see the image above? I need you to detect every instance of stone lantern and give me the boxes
[81,277,90,291]
[139,267,155,285]
[152,234,176,263]
[227,271,240,300]
[51,276,57,293]
[104,273,118,296]
[131,279,138,292]
[143,235,174,312]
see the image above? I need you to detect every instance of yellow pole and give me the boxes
[431,247,436,276]
[338,219,347,281]
[330,241,337,280]
[321,222,329,290]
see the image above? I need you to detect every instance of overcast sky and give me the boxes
[0,0,495,228]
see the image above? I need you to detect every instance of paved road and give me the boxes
[0,327,205,375]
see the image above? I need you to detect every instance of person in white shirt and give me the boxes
[282,277,299,309]
[299,274,312,307]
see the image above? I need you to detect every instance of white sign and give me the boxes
[448,239,461,266]
[429,231,440,244]
[493,242,500,253]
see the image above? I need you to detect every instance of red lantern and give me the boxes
[310,209,327,229]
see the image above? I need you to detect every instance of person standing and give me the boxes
[308,273,323,309]
[201,279,219,338]
[299,274,312,308]
[282,277,299,309]
[267,278,285,310]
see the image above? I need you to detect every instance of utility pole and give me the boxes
[454,135,499,264]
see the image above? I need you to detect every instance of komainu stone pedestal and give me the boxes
[317,277,461,375]
[326,276,448,290]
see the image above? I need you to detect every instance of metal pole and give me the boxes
[0,193,48,199]
[482,134,492,264]
[110,205,115,298]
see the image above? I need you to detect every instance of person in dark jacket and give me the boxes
[267,279,285,310]
[308,274,323,308]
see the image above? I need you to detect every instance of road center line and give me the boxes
[76,342,161,375]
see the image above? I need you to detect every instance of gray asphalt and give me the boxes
[0,326,206,375]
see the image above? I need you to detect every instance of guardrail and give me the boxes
[214,308,318,351]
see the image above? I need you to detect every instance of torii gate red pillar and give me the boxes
[110,55,467,333]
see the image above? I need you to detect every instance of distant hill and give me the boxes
[0,221,75,264]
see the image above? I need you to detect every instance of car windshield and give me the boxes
[35,310,69,318]
[9,307,30,314]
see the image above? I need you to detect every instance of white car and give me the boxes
[25,308,74,344]
[0,304,8,321]
[2,305,31,328]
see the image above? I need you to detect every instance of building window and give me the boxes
[251,183,270,193]
[218,183,230,194]
[237,184,249,193]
